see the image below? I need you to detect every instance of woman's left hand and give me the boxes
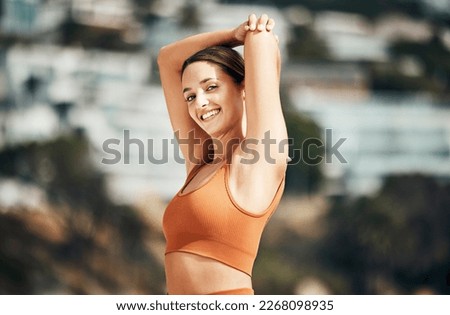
[232,13,275,46]
[246,13,275,32]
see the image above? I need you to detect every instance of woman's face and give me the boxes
[181,61,244,138]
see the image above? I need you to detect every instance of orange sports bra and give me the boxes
[162,162,285,276]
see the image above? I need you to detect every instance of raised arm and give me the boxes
[242,15,287,166]
[157,28,245,174]
[230,14,288,213]
[244,14,285,151]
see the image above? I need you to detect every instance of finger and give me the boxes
[266,18,275,31]
[248,14,257,31]
[257,14,269,31]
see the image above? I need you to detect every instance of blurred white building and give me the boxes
[146,2,289,58]
[374,13,433,43]
[1,0,68,36]
[289,90,450,196]
[422,0,450,13]
[313,11,389,62]
[73,82,186,204]
[71,0,135,29]
[312,10,437,63]
[3,44,185,202]
[283,62,370,104]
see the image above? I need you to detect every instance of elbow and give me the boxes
[157,45,171,66]
[157,47,166,66]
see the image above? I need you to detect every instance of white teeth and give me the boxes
[201,109,220,120]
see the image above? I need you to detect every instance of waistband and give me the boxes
[208,287,254,295]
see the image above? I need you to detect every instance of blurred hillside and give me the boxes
[0,133,166,294]
[0,0,449,294]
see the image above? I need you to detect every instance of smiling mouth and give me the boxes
[201,109,220,121]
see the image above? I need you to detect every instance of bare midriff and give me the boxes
[165,252,252,294]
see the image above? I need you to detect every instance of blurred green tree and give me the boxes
[131,0,158,22]
[320,174,450,294]
[178,2,201,30]
[287,26,330,61]
[387,35,450,98]
[281,90,324,195]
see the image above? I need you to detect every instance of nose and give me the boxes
[195,91,209,109]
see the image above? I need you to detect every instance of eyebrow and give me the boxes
[182,78,216,94]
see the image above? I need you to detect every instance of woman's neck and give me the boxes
[210,127,244,164]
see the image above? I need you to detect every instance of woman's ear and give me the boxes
[241,83,246,101]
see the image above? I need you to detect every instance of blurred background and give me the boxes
[0,0,449,294]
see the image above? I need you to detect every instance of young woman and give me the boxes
[158,13,288,295]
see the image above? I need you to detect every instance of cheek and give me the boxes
[187,105,197,120]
